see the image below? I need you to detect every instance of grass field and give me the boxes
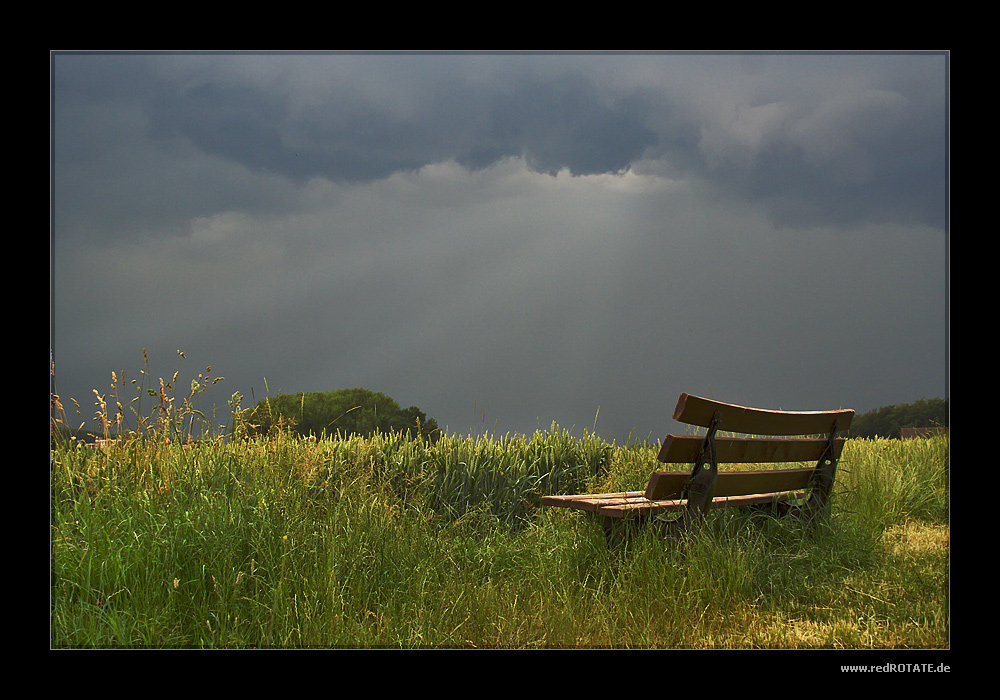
[49,419,948,650]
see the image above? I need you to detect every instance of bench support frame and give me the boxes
[540,393,853,544]
[792,417,842,521]
[668,411,721,538]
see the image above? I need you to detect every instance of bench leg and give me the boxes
[594,513,651,545]
[600,514,623,543]
[747,500,797,518]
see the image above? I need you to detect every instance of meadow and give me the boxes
[49,420,949,649]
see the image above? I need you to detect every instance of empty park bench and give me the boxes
[541,393,854,539]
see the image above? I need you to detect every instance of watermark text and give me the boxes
[841,663,950,673]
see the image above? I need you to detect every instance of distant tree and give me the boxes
[240,388,440,442]
[848,397,948,439]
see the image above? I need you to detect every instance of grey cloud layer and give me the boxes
[51,52,948,441]
[141,60,660,181]
[53,53,946,242]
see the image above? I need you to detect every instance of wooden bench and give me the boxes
[541,393,854,539]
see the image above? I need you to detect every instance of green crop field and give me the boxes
[49,421,948,650]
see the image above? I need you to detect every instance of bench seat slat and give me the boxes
[595,491,805,517]
[540,492,646,513]
[674,393,854,436]
[564,491,805,518]
[543,476,810,516]
[657,435,844,464]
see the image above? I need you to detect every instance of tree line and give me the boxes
[237,387,441,442]
[54,382,945,446]
[846,397,948,440]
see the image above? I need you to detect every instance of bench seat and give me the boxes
[542,489,807,518]
[542,467,815,517]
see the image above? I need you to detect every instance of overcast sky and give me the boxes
[50,51,948,442]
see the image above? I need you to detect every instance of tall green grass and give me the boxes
[50,429,948,648]
[50,359,948,648]
[837,436,949,530]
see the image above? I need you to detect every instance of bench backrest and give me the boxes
[670,393,854,436]
[647,393,853,502]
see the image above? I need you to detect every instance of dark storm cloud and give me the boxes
[53,53,665,244]
[141,59,658,182]
[53,52,946,242]
[53,56,304,244]
[705,86,947,229]
[451,73,659,176]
